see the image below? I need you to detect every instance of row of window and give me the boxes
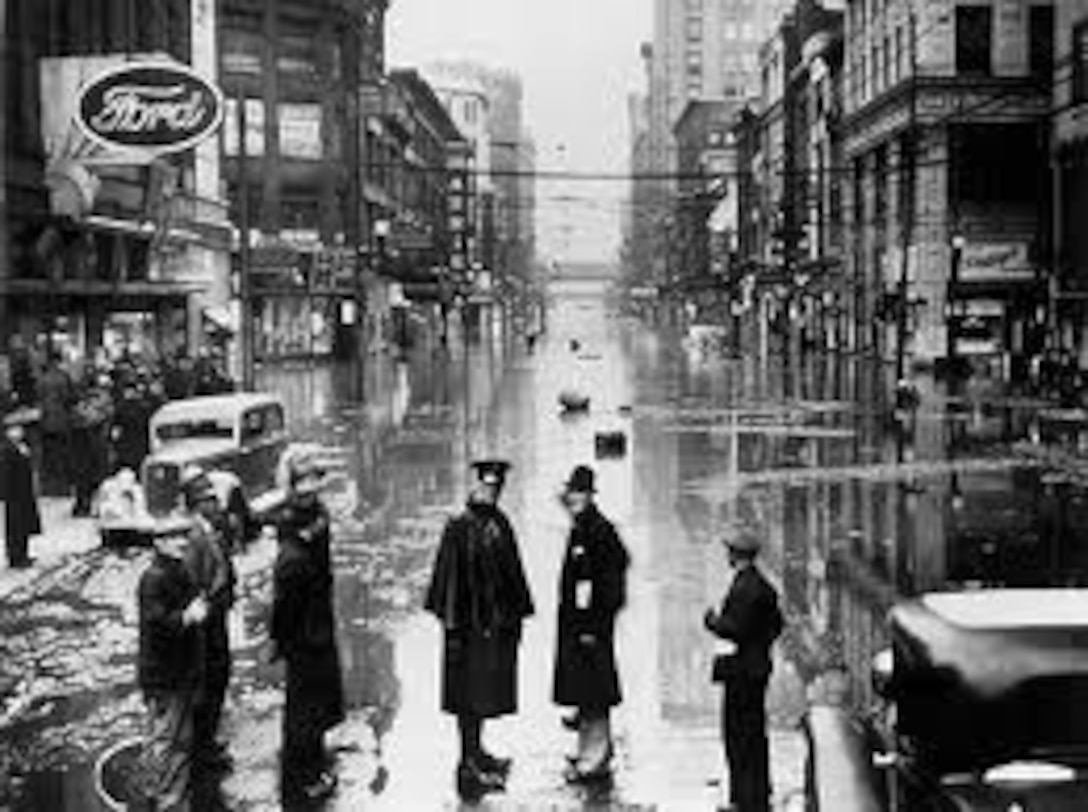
[846,4,1054,111]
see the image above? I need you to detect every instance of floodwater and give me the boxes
[2,279,1083,810]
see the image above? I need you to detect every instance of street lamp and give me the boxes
[947,233,966,381]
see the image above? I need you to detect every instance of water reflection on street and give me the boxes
[7,282,1088,809]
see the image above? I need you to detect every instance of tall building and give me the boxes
[420,64,492,276]
[516,130,537,281]
[3,0,232,367]
[647,0,793,181]
[423,61,536,285]
[627,0,792,289]
[218,0,388,361]
[842,0,1053,380]
[1054,0,1088,361]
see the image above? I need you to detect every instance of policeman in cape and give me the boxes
[703,533,783,812]
[425,459,535,798]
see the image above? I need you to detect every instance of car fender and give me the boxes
[803,704,885,812]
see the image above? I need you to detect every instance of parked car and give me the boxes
[98,393,291,545]
[805,589,1088,810]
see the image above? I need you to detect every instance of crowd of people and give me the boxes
[1,345,235,514]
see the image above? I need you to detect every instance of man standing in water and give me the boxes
[704,535,783,812]
[426,459,535,798]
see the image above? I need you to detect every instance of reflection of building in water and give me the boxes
[660,427,723,723]
[339,623,401,743]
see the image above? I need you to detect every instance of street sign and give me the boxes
[76,61,224,155]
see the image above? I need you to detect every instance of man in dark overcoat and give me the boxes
[179,467,236,774]
[0,411,41,568]
[704,535,783,812]
[552,465,630,783]
[138,520,209,812]
[271,453,344,804]
[37,352,74,496]
[111,382,154,474]
[425,459,535,797]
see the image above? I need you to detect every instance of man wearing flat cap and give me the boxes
[426,458,535,798]
[179,466,236,774]
[553,465,630,783]
[704,533,783,812]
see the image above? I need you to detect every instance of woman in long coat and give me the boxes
[271,454,344,803]
[553,465,630,782]
[0,412,41,568]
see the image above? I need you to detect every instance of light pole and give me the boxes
[947,233,966,383]
[0,0,8,360]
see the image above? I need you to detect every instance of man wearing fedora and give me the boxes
[0,409,41,569]
[704,534,783,812]
[553,465,630,783]
[426,459,535,798]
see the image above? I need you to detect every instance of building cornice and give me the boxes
[843,76,1050,157]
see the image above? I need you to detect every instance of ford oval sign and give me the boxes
[76,61,224,155]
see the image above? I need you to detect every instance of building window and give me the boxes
[895,25,905,80]
[853,157,865,227]
[955,5,993,76]
[277,34,320,78]
[686,15,703,41]
[1075,22,1088,102]
[1029,5,1054,83]
[221,30,263,75]
[898,134,915,225]
[874,145,888,223]
[883,35,891,89]
[871,44,879,96]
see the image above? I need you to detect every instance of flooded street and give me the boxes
[5,282,1088,810]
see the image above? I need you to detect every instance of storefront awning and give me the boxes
[0,278,204,297]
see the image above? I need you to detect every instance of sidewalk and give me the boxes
[0,497,101,601]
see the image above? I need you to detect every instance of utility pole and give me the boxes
[895,5,918,386]
[0,0,9,358]
[237,88,255,391]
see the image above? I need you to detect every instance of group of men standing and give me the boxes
[426,460,631,797]
[137,451,343,810]
[132,449,782,810]
[427,459,783,811]
[136,465,238,811]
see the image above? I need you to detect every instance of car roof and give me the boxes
[151,393,283,425]
[890,590,1088,773]
[922,589,1088,631]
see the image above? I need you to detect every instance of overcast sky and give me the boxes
[387,0,651,265]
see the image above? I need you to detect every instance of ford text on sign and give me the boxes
[76,61,224,155]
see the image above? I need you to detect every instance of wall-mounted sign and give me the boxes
[76,61,224,155]
[959,242,1033,282]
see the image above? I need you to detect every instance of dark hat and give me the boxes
[472,459,511,486]
[563,465,596,494]
[180,465,216,507]
[726,534,761,555]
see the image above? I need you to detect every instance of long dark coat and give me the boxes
[553,505,630,711]
[137,552,204,694]
[425,500,535,718]
[707,563,783,812]
[707,564,783,681]
[0,437,42,542]
[111,393,153,472]
[272,500,345,737]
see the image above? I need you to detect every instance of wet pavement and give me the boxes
[4,282,1088,810]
